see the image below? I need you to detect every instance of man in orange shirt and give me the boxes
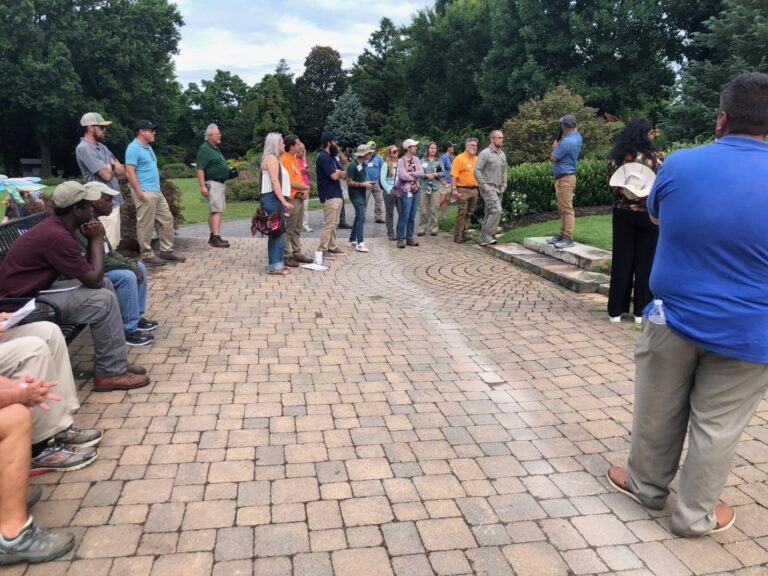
[280,135,313,267]
[450,137,479,243]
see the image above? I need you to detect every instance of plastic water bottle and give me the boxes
[648,299,666,325]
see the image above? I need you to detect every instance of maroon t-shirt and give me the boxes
[0,216,93,299]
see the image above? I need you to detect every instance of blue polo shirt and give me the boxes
[552,132,582,177]
[315,150,343,203]
[441,153,453,184]
[125,139,161,192]
[647,136,768,363]
[365,154,383,183]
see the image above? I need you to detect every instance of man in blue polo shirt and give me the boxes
[548,114,582,249]
[315,132,347,259]
[607,72,768,537]
[365,141,385,223]
[125,120,185,266]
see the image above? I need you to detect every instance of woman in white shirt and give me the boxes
[260,132,293,275]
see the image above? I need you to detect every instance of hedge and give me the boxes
[501,158,611,218]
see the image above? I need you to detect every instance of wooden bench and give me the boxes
[0,212,86,344]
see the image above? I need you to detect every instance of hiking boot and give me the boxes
[53,426,102,448]
[93,372,150,392]
[125,330,154,347]
[546,235,563,245]
[397,240,406,249]
[0,517,75,565]
[210,235,229,248]
[31,443,97,473]
[137,317,158,331]
[406,238,419,247]
[158,251,186,262]
[554,237,575,249]
[294,254,314,264]
[143,257,166,267]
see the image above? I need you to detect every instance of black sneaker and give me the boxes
[158,251,186,262]
[210,235,230,248]
[137,318,158,331]
[0,518,75,565]
[125,330,154,346]
[546,235,563,245]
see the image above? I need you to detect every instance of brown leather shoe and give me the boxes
[143,257,166,267]
[294,254,314,264]
[284,258,299,268]
[127,363,147,375]
[93,372,150,392]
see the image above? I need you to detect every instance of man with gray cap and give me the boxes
[364,141,385,223]
[549,114,582,249]
[126,120,185,266]
[0,181,150,392]
[75,112,125,248]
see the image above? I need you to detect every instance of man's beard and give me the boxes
[94,131,105,143]
[329,144,339,157]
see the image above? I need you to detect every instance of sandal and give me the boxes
[708,504,736,534]
[267,268,289,276]
[607,466,643,506]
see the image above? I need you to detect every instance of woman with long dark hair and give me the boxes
[607,118,664,322]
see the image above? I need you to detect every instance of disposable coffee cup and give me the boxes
[314,251,323,265]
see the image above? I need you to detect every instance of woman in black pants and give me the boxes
[606,119,664,323]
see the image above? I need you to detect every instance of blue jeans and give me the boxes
[105,261,147,333]
[396,190,420,240]
[260,192,286,271]
[348,188,367,243]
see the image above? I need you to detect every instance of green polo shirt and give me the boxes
[347,160,368,187]
[196,141,229,182]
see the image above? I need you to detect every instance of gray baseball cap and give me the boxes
[559,114,578,128]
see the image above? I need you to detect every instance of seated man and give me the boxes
[0,373,75,564]
[0,181,149,392]
[76,183,158,346]
[0,318,100,473]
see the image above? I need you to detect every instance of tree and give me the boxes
[184,70,250,156]
[249,75,293,150]
[0,0,184,176]
[274,59,298,121]
[324,89,369,149]
[349,18,407,124]
[294,46,347,148]
[376,106,415,146]
[502,85,612,165]
[664,0,768,141]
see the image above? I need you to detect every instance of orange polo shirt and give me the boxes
[451,152,478,187]
[280,153,304,199]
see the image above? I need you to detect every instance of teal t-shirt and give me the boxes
[125,139,161,192]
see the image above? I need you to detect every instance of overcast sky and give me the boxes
[173,0,428,87]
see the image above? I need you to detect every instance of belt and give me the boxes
[458,185,478,189]
[207,178,226,184]
[554,173,575,180]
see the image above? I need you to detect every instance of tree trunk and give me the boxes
[36,126,52,178]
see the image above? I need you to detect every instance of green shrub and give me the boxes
[501,158,611,218]
[118,176,184,251]
[160,163,195,179]
[226,178,259,202]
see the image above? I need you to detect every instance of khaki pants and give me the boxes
[366,183,384,221]
[627,323,768,536]
[319,198,342,251]
[554,174,576,239]
[0,322,79,444]
[284,196,305,259]
[133,190,174,259]
[452,187,478,240]
[417,189,440,235]
[98,206,121,248]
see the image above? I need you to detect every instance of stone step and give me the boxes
[486,243,610,294]
[523,237,612,272]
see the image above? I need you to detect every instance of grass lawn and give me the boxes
[173,178,323,226]
[497,215,612,251]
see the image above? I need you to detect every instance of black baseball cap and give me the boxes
[320,131,338,147]
[134,119,158,132]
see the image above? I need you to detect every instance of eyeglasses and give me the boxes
[389,151,398,155]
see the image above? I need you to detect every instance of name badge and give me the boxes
[103,241,110,254]
[356,165,363,172]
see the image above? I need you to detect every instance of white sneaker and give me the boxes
[302,225,313,232]
[609,316,621,323]
[356,242,369,253]
[348,241,358,249]
[634,316,643,324]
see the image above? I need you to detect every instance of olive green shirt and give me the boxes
[74,230,137,273]
[474,146,508,193]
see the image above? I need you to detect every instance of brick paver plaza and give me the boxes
[5,233,768,576]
